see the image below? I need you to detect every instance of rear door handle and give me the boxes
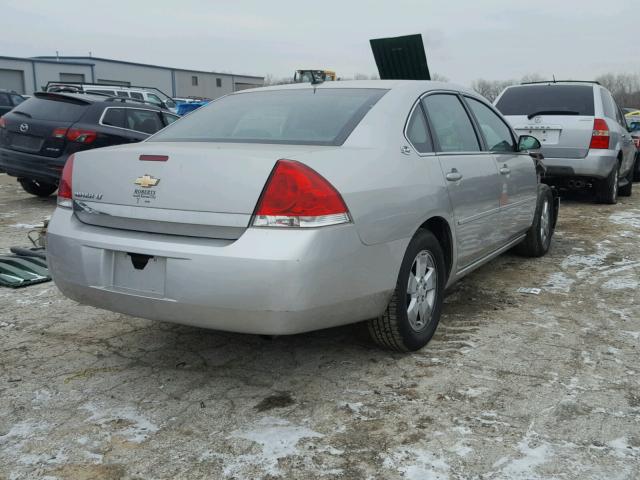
[499,165,511,175]
[446,168,463,182]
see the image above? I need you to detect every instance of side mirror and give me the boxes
[518,135,541,151]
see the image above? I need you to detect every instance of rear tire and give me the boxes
[514,184,554,258]
[596,165,618,204]
[18,178,57,197]
[634,154,640,182]
[368,229,445,352]
[619,163,633,197]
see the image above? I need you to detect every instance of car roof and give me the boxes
[232,79,481,99]
[34,91,167,110]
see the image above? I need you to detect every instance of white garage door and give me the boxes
[0,69,25,94]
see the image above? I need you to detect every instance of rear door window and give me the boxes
[10,95,25,106]
[101,108,126,128]
[466,97,516,152]
[116,91,129,97]
[406,105,432,153]
[495,85,595,116]
[13,96,88,121]
[422,94,480,152]
[126,109,164,134]
[129,92,144,100]
[0,94,10,106]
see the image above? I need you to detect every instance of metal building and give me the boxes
[0,55,264,98]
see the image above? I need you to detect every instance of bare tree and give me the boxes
[471,79,515,102]
[596,73,640,107]
[430,72,449,82]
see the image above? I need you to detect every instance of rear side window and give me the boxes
[496,85,595,116]
[116,91,129,97]
[406,106,432,153]
[130,92,144,100]
[13,97,87,121]
[423,94,480,152]
[466,97,515,152]
[0,94,9,106]
[127,109,163,134]
[163,113,179,125]
[101,108,126,128]
[150,88,388,146]
[10,95,24,106]
[601,90,617,119]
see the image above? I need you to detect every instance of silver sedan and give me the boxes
[47,80,556,351]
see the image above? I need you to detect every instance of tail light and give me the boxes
[66,128,97,144]
[253,159,350,228]
[589,119,610,149]
[0,116,6,129]
[52,127,67,139]
[57,154,74,208]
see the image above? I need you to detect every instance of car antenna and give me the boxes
[552,74,556,83]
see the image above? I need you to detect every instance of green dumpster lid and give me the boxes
[369,33,431,81]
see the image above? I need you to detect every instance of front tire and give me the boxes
[596,165,618,204]
[18,178,57,197]
[514,184,554,258]
[368,230,446,352]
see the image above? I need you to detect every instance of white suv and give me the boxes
[495,81,636,203]
[46,83,177,114]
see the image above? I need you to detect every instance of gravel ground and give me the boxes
[0,171,639,480]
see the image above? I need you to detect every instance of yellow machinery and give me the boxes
[294,70,337,83]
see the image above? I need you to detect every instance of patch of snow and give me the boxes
[81,403,158,443]
[458,387,487,398]
[607,437,640,458]
[226,417,323,477]
[498,430,554,479]
[450,441,472,457]
[383,447,450,480]
[602,276,638,290]
[622,331,640,340]
[542,272,575,293]
[609,210,640,229]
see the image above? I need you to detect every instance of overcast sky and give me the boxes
[2,0,637,85]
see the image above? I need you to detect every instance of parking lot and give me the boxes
[0,170,638,479]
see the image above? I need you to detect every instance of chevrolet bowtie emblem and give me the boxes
[134,175,160,188]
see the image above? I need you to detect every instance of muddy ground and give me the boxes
[0,171,639,479]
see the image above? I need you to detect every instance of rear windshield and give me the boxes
[12,97,88,122]
[495,85,595,116]
[149,88,388,146]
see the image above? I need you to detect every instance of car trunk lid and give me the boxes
[72,142,334,239]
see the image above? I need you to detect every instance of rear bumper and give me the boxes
[541,151,617,181]
[47,208,408,335]
[0,147,67,184]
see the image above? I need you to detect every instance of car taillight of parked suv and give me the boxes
[0,92,179,197]
[494,81,636,204]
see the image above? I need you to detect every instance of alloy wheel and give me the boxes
[406,250,437,332]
